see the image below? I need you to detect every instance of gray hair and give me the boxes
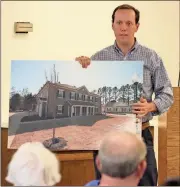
[98,131,147,178]
[6,142,61,186]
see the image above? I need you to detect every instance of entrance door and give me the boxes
[76,106,80,116]
[42,102,47,118]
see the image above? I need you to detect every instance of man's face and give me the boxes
[112,9,139,45]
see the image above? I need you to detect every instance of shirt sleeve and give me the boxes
[151,54,174,116]
[90,52,101,60]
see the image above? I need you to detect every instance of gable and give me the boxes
[77,85,89,94]
[36,83,49,97]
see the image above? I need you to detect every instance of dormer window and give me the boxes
[85,95,89,101]
[90,96,93,102]
[70,92,75,100]
[79,93,82,100]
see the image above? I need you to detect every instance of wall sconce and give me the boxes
[14,22,33,33]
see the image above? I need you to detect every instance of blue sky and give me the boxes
[11,60,143,94]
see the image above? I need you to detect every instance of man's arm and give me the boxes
[132,55,173,118]
[151,55,174,116]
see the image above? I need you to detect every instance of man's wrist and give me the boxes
[148,102,157,112]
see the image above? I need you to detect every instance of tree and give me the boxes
[53,64,56,83]
[124,84,131,105]
[102,86,108,104]
[24,93,36,111]
[92,89,97,94]
[20,88,29,97]
[45,70,48,82]
[137,83,143,100]
[45,64,60,84]
[119,85,126,103]
[10,87,16,99]
[107,87,113,102]
[112,86,118,101]
[10,93,21,111]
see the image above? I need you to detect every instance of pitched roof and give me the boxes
[36,81,100,97]
[65,100,97,107]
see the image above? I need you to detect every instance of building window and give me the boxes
[79,93,82,100]
[90,96,93,102]
[57,89,65,98]
[122,108,126,113]
[57,105,64,114]
[85,95,89,101]
[71,92,75,100]
[95,97,98,102]
[82,95,85,101]
[75,93,79,100]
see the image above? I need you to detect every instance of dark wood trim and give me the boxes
[158,113,167,185]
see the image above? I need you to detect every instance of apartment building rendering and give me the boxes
[35,81,102,118]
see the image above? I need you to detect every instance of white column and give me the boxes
[80,106,82,116]
[74,106,76,116]
[71,106,73,117]
[86,106,89,116]
[39,102,42,117]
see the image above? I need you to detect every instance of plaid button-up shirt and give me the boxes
[90,39,174,123]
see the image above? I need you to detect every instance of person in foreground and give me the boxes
[162,177,180,186]
[6,142,61,186]
[75,4,174,186]
[85,131,147,186]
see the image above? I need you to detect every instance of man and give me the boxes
[75,4,174,186]
[85,131,147,186]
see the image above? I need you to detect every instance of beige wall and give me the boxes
[1,1,179,127]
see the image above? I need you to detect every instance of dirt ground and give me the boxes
[8,114,138,150]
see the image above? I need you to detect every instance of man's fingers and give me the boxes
[132,103,144,108]
[140,97,147,103]
[82,63,86,68]
[132,106,145,111]
[132,109,145,115]
[75,56,91,68]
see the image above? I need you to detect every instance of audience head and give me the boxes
[6,142,61,186]
[162,177,180,186]
[96,131,147,186]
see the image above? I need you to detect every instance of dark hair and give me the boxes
[112,4,140,24]
[162,177,180,186]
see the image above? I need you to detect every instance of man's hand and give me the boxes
[132,97,157,118]
[75,56,91,68]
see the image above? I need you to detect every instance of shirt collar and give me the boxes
[114,38,139,54]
